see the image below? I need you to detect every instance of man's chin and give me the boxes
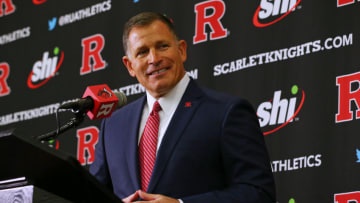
[149,84,173,98]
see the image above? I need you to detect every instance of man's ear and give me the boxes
[122,56,136,77]
[178,40,187,63]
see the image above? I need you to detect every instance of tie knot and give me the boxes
[152,101,162,113]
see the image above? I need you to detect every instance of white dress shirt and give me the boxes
[138,74,190,153]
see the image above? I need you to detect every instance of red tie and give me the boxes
[138,101,162,192]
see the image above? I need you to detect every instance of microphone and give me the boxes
[59,84,127,120]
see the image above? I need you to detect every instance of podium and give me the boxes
[0,130,122,203]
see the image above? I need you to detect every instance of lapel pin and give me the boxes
[185,102,191,107]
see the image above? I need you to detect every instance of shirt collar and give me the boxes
[146,74,190,115]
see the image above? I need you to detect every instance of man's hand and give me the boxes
[122,190,140,203]
[123,190,180,203]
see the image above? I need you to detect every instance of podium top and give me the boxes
[0,130,122,203]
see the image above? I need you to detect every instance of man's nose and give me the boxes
[148,49,161,65]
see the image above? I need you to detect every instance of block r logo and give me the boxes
[96,103,116,118]
[0,0,15,17]
[193,0,228,44]
[0,62,11,96]
[77,126,99,165]
[80,34,106,75]
[336,71,360,123]
[334,191,360,203]
[337,0,360,7]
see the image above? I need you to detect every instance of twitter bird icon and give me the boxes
[48,17,57,31]
[356,149,360,163]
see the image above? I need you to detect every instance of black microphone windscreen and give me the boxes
[114,92,127,108]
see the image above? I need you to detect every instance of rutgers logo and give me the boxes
[77,126,99,165]
[336,71,360,123]
[0,0,15,17]
[80,34,106,75]
[257,85,305,135]
[27,47,64,89]
[0,62,11,97]
[253,0,301,27]
[193,0,228,44]
[337,0,360,7]
[334,191,360,203]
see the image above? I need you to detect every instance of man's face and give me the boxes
[122,20,187,99]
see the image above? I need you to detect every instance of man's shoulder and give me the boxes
[198,85,246,105]
[193,83,255,114]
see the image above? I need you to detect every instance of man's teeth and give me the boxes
[152,68,167,74]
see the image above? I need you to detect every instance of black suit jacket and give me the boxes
[90,80,276,202]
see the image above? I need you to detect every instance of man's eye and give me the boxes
[160,44,169,49]
[137,50,148,56]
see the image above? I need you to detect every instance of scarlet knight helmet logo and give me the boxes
[98,87,112,98]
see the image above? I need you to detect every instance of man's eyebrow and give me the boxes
[155,40,172,46]
[134,45,147,52]
[133,40,171,52]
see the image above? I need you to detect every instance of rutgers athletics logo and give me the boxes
[336,71,360,123]
[193,0,228,44]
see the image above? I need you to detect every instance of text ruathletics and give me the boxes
[0,27,30,45]
[58,0,111,26]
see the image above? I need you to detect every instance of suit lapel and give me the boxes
[124,96,146,191]
[147,80,204,192]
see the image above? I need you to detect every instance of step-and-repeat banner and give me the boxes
[1,0,359,202]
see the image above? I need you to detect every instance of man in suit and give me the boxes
[90,12,276,203]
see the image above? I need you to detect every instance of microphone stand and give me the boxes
[34,111,85,142]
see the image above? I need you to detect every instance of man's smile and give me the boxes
[148,67,170,76]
